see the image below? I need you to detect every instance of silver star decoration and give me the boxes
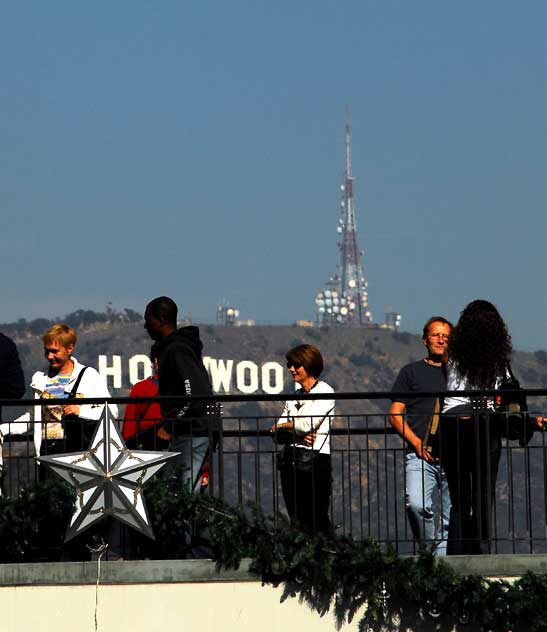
[37,408,179,542]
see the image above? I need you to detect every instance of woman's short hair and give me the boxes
[285,344,324,378]
[42,323,77,349]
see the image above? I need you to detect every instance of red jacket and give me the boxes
[122,375,162,439]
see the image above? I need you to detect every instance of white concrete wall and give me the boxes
[0,581,356,632]
[0,555,536,632]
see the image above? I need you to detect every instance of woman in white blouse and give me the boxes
[271,344,335,534]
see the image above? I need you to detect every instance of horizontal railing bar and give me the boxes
[2,387,547,407]
[0,428,401,441]
[221,428,400,437]
[7,430,547,442]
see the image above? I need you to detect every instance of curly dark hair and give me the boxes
[448,299,512,389]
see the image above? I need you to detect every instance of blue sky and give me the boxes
[1,2,546,349]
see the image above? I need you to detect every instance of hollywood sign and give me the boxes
[97,355,285,394]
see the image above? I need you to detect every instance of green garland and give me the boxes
[2,476,547,631]
[145,475,547,632]
[0,478,76,562]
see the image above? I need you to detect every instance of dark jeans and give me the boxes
[439,414,501,555]
[279,449,332,534]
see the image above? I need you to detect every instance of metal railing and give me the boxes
[0,389,546,557]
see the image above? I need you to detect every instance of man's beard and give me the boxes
[145,327,161,341]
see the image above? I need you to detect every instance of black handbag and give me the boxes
[495,364,534,446]
[278,445,316,473]
[272,426,296,445]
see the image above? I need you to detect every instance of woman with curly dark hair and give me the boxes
[440,299,512,554]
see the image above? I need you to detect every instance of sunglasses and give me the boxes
[286,361,303,370]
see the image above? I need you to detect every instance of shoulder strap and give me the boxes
[69,367,88,398]
[315,405,334,452]
[423,397,441,453]
[423,362,447,453]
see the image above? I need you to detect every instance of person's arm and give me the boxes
[272,400,334,434]
[123,400,140,424]
[122,383,145,438]
[160,352,208,432]
[160,353,190,433]
[0,337,25,400]
[272,401,289,425]
[271,402,291,437]
[124,382,152,423]
[389,401,433,462]
[535,416,546,429]
[272,400,327,448]
[0,412,32,436]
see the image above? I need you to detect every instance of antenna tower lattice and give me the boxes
[315,108,372,326]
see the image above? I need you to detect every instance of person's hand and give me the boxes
[535,416,547,430]
[303,431,317,447]
[157,426,172,441]
[62,404,80,417]
[413,439,436,463]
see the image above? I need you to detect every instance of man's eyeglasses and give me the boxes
[428,333,449,341]
[286,361,303,369]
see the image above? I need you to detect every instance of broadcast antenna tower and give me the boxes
[315,108,372,325]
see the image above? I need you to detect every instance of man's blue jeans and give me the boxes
[169,435,209,491]
[405,452,450,555]
[167,435,211,555]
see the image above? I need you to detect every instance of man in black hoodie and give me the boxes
[144,296,213,491]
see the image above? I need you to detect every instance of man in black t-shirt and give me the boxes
[389,316,452,555]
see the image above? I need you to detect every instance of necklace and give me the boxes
[296,380,319,409]
[424,358,442,367]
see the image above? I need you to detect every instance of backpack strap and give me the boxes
[69,367,88,398]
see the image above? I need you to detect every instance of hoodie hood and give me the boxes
[159,326,203,359]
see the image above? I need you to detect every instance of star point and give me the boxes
[37,408,178,542]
